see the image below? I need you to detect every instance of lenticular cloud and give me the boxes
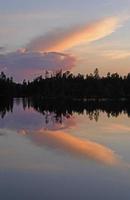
[27,17,120,52]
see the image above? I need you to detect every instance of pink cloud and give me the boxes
[0,51,76,81]
[27,17,121,52]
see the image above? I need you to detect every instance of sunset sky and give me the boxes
[0,0,130,80]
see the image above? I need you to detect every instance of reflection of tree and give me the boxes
[0,98,130,122]
[21,98,130,123]
[0,98,13,118]
[88,110,99,122]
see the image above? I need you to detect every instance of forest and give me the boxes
[0,69,130,99]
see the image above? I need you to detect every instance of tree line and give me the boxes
[1,69,130,99]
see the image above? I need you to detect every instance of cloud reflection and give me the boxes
[23,130,118,166]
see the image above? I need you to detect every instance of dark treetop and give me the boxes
[1,69,130,99]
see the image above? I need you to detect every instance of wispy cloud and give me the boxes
[27,17,121,52]
[103,50,130,60]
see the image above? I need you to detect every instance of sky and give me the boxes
[0,0,130,81]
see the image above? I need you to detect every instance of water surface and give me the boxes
[0,98,130,200]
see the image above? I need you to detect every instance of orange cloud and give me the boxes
[24,130,118,166]
[27,17,121,52]
[103,50,130,60]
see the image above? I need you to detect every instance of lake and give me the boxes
[0,98,130,200]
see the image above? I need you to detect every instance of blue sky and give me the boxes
[0,0,130,80]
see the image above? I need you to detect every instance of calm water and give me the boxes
[0,98,130,200]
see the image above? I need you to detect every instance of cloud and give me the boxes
[0,16,125,81]
[103,50,130,60]
[24,129,119,166]
[0,46,5,52]
[0,51,76,80]
[27,17,121,52]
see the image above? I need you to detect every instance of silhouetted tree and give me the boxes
[1,68,130,99]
